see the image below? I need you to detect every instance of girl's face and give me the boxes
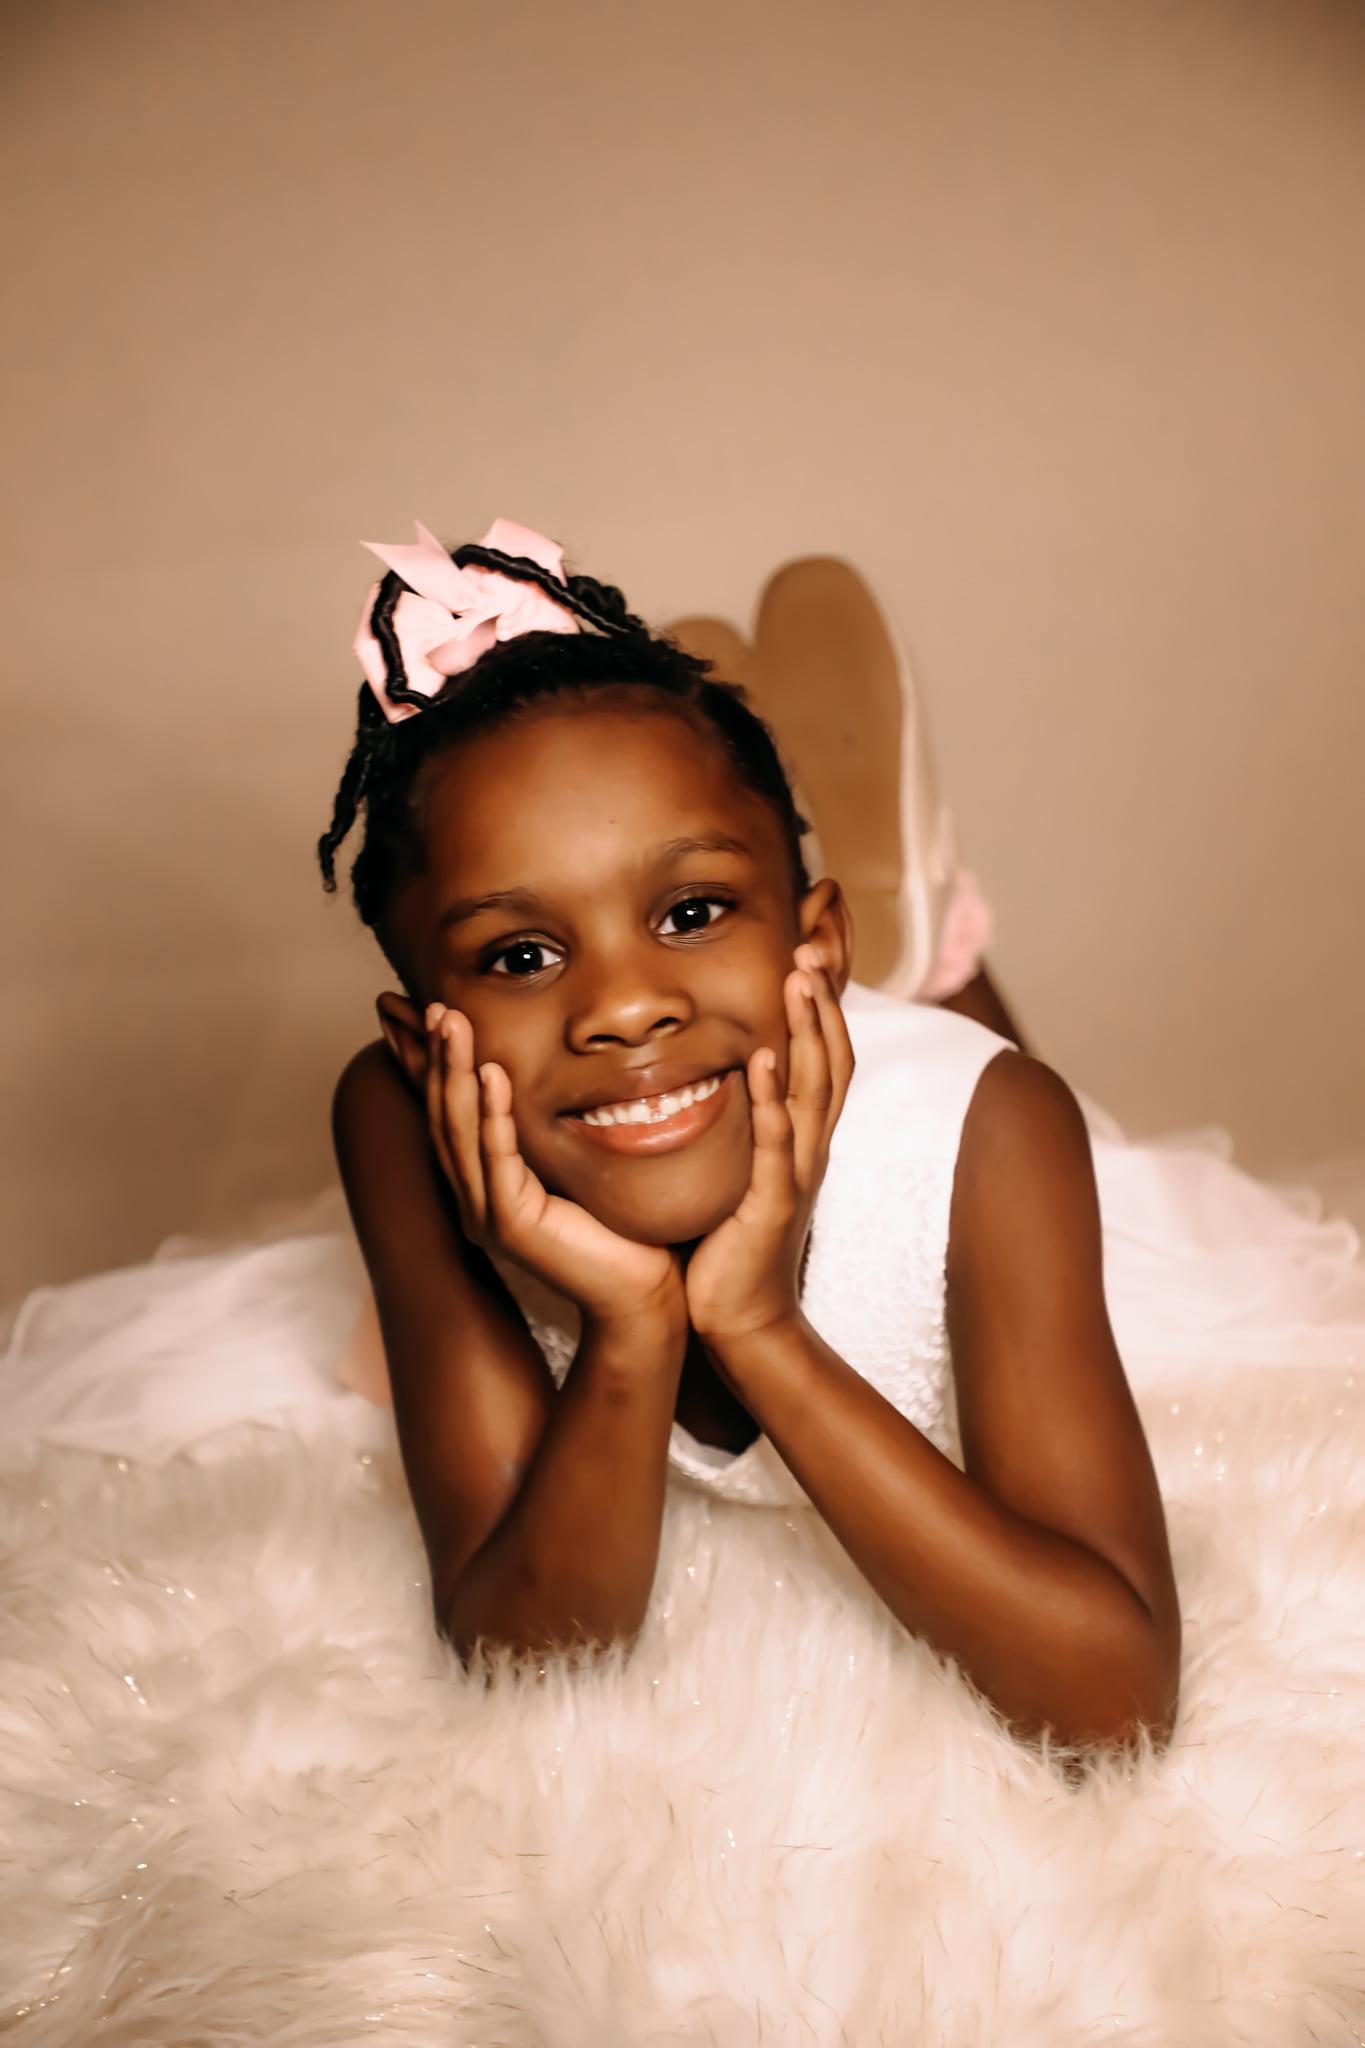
[383,696,852,1245]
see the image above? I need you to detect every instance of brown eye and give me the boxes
[487,939,563,978]
[660,895,733,937]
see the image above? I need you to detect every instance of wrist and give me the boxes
[579,1296,689,1362]
[695,1306,808,1364]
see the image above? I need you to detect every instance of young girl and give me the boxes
[318,515,1182,1755]
[6,517,1359,1763]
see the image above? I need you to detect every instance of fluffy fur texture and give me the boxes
[2,1344,1363,2045]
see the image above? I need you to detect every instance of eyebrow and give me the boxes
[652,831,754,865]
[436,832,755,933]
[437,887,544,933]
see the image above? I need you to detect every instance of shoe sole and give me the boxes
[670,557,954,994]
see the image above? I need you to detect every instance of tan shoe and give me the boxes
[669,557,957,995]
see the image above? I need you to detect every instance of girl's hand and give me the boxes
[684,948,855,1347]
[425,1005,686,1333]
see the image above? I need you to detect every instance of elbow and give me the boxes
[1012,1601,1182,1762]
[1084,1673,1179,1760]
[438,1588,643,1682]
[1138,1620,1182,1753]
[1066,1561,1183,1758]
[1016,1678,1179,1766]
[445,1630,640,1685]
[1064,1609,1183,1760]
[1122,1587,1183,1755]
[436,1572,510,1676]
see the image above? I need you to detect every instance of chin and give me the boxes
[606,1191,740,1248]
[564,1162,750,1250]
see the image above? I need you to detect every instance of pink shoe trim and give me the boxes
[916,868,995,1001]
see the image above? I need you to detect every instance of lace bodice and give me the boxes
[491,982,1011,1508]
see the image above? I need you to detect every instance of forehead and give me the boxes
[416,699,790,888]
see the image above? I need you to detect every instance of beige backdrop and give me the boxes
[3,0,1363,1302]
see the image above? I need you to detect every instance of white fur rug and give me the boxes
[2,1345,1363,2046]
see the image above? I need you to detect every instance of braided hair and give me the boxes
[317,535,812,978]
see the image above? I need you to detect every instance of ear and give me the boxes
[796,877,855,998]
[375,990,431,1096]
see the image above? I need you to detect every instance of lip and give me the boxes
[562,1069,738,1156]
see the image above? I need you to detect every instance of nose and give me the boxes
[564,947,697,1051]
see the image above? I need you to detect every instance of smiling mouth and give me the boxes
[563,1070,736,1155]
[572,1072,725,1128]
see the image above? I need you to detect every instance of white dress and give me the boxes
[3,983,1363,1495]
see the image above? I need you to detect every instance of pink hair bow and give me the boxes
[354,516,581,723]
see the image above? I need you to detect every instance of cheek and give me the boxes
[459,1017,547,1121]
[692,951,794,1057]
[748,988,795,1072]
[514,1116,564,1187]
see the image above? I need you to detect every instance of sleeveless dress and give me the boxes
[3,983,1363,1486]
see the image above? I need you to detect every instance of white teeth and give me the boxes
[579,1072,723,1127]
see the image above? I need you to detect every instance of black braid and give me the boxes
[317,687,379,892]
[316,529,812,973]
[450,543,651,639]
[564,572,644,632]
[367,571,437,718]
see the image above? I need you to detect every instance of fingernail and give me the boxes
[794,972,813,1000]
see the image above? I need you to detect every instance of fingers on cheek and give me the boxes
[747,1055,792,1127]
[480,1063,509,1116]
[807,972,851,1072]
[787,971,817,1031]
[830,1014,856,1086]
[808,967,838,1017]
[753,1102,795,1158]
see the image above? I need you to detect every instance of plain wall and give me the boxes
[3,0,1363,1301]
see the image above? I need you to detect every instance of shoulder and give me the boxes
[330,1039,490,1305]
[957,1049,1094,1179]
[333,1036,401,1110]
[948,1049,1103,1297]
[332,1038,414,1141]
[330,1039,431,1205]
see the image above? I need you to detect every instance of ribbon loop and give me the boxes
[353,518,581,723]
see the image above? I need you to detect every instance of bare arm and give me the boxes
[703,1045,1180,1754]
[447,1302,686,1662]
[332,1043,686,1663]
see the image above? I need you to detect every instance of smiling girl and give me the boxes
[319,518,1182,1754]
